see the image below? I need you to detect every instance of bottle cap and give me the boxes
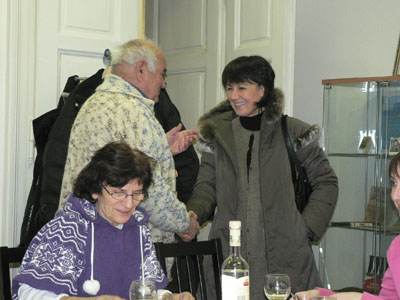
[229,220,241,230]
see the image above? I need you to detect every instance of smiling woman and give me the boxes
[11,142,194,300]
[225,82,265,117]
[73,142,154,204]
[185,55,338,299]
[96,180,148,226]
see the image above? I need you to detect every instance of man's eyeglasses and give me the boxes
[102,185,148,201]
[161,71,167,81]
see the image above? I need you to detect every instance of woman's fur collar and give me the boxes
[196,88,320,153]
[293,124,320,152]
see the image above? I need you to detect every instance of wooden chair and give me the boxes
[154,238,223,300]
[0,246,27,300]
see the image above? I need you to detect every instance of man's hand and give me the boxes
[166,123,198,155]
[178,211,200,242]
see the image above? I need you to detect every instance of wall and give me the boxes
[293,0,400,126]
[294,0,400,289]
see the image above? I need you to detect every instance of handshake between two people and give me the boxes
[178,211,200,242]
[166,123,200,242]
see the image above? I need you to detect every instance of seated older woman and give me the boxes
[13,141,193,300]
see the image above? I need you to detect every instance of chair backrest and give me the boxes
[154,238,222,300]
[0,246,27,300]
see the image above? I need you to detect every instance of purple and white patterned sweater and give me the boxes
[12,195,168,299]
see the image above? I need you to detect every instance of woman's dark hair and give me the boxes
[73,142,155,203]
[389,152,400,179]
[222,55,275,107]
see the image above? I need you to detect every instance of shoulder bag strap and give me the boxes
[281,115,309,183]
[281,115,297,183]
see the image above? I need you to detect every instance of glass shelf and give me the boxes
[327,153,396,158]
[329,223,400,235]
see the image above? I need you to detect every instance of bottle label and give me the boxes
[221,275,249,300]
[230,228,241,247]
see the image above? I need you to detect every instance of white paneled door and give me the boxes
[147,0,225,132]
[146,0,295,134]
[36,0,142,116]
[3,0,142,246]
[225,0,286,93]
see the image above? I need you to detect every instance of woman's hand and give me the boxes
[60,295,125,300]
[294,289,320,300]
[330,292,363,300]
[293,290,362,300]
[171,292,195,300]
[93,296,125,300]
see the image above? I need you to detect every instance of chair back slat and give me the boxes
[196,253,207,300]
[212,238,222,298]
[175,257,182,293]
[0,246,27,300]
[154,238,222,300]
[185,256,193,292]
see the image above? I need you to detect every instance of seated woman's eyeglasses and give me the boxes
[102,185,148,201]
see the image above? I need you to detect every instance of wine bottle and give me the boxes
[221,220,250,300]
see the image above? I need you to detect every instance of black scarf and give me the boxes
[239,112,263,181]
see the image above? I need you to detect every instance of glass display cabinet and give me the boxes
[320,76,400,293]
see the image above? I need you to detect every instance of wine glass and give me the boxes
[129,279,157,300]
[264,273,291,300]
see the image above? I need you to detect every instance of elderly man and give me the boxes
[59,39,198,253]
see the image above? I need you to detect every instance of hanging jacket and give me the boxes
[19,69,104,247]
[154,88,199,204]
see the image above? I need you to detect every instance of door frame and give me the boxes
[0,0,37,247]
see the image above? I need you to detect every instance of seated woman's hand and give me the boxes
[61,295,125,300]
[294,289,320,300]
[171,291,195,300]
[330,292,363,300]
[93,296,125,300]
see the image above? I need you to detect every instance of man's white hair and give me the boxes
[111,39,160,72]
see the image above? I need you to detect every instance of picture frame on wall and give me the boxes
[393,34,400,76]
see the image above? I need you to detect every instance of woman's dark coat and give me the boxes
[187,89,338,294]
